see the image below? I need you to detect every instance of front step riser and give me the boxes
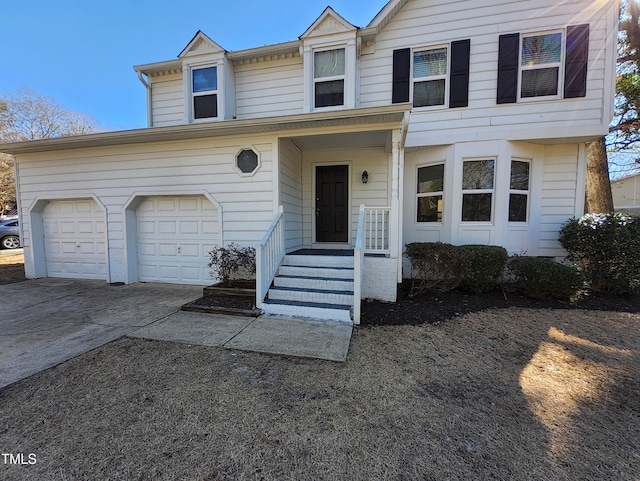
[278,266,353,279]
[282,255,353,269]
[274,277,354,291]
[262,303,351,323]
[269,289,353,306]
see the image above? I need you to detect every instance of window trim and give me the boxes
[508,158,531,223]
[518,30,565,102]
[411,44,450,110]
[461,158,496,223]
[234,146,261,177]
[313,46,347,110]
[416,162,445,224]
[185,62,222,123]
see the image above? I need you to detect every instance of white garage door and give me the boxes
[42,199,107,280]
[136,196,219,284]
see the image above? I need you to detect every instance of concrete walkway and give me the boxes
[0,279,353,389]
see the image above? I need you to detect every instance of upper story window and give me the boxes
[520,32,562,99]
[393,40,470,109]
[192,66,218,119]
[413,47,448,108]
[314,48,345,108]
[497,24,589,104]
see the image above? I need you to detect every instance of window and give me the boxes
[413,47,448,107]
[509,160,530,222]
[520,32,563,98]
[314,48,345,108]
[234,148,260,176]
[417,164,444,222]
[192,66,218,119]
[498,25,589,104]
[462,159,494,222]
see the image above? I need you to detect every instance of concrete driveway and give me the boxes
[0,279,352,388]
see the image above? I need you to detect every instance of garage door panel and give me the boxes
[42,200,107,280]
[136,196,219,285]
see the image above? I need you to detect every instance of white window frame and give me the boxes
[461,158,495,223]
[416,163,445,223]
[508,158,531,223]
[411,44,449,109]
[313,46,346,110]
[190,64,219,121]
[518,30,565,101]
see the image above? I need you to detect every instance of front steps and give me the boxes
[262,253,354,323]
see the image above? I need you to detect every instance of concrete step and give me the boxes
[273,274,354,291]
[268,286,354,305]
[282,254,353,269]
[278,264,353,279]
[262,299,352,323]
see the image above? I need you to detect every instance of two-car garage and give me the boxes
[36,195,219,285]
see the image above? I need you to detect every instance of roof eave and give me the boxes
[0,104,412,155]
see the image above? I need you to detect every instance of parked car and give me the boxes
[0,218,20,249]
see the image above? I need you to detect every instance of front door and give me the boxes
[316,165,349,243]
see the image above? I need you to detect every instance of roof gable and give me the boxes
[179,30,225,58]
[300,7,357,39]
[367,0,409,33]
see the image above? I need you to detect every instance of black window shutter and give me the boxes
[449,39,471,108]
[497,33,519,104]
[564,24,589,98]
[392,48,411,104]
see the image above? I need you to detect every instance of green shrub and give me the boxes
[460,245,508,294]
[208,243,256,285]
[508,257,583,300]
[405,242,473,296]
[559,212,640,295]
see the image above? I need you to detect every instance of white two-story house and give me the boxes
[1,0,619,324]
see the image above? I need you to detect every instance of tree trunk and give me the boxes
[585,136,614,213]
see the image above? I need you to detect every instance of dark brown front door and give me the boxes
[316,165,349,243]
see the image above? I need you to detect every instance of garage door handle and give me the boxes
[177,246,181,254]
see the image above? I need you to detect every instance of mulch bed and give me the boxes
[360,283,640,326]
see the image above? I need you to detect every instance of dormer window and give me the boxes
[314,48,345,108]
[192,66,218,119]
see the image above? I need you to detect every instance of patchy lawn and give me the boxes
[0,304,638,480]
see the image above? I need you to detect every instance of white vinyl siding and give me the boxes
[538,144,581,256]
[279,138,303,252]
[234,56,304,119]
[16,136,275,282]
[149,73,184,127]
[359,0,615,146]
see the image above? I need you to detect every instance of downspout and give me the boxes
[136,71,153,128]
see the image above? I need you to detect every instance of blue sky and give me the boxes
[1,0,387,130]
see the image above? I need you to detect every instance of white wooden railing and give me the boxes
[353,205,366,325]
[256,205,285,309]
[364,206,391,254]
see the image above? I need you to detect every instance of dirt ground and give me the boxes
[0,251,26,284]
[1,257,639,480]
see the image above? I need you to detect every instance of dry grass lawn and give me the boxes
[1,301,638,480]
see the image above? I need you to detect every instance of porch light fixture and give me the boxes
[362,171,369,184]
